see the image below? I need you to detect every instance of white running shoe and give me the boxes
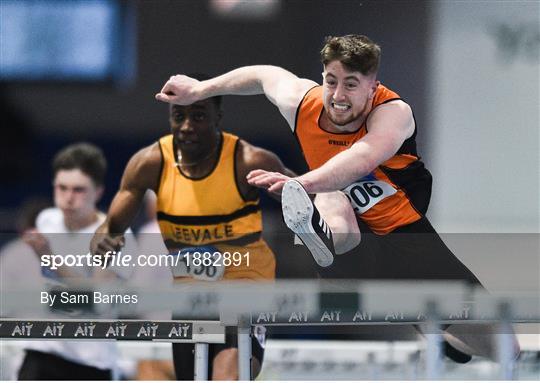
[281,180,335,267]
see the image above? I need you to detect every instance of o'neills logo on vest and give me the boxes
[328,139,349,146]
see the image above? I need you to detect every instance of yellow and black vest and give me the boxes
[156,132,275,280]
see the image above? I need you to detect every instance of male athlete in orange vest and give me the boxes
[155,35,520,363]
[91,74,292,380]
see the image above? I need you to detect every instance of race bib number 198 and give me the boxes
[342,180,397,214]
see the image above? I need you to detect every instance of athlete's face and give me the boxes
[322,60,378,131]
[53,169,102,222]
[169,99,222,158]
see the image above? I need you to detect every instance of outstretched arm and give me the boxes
[90,144,162,256]
[155,66,317,129]
[236,139,295,200]
[247,100,415,194]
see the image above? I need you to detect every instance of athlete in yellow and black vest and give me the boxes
[157,132,276,281]
[91,74,293,380]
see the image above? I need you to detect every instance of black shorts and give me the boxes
[172,326,266,380]
[317,216,482,286]
[18,350,112,380]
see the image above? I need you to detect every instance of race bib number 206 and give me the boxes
[342,180,397,214]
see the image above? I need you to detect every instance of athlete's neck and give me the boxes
[177,133,222,178]
[321,112,368,134]
[64,210,99,231]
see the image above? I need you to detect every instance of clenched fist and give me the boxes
[155,74,202,105]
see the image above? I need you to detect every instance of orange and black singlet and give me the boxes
[156,132,275,280]
[294,85,432,235]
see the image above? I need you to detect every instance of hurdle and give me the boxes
[0,319,225,381]
[1,280,538,380]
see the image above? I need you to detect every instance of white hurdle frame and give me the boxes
[2,281,538,380]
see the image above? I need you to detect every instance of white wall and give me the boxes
[426,1,539,233]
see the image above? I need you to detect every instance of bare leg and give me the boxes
[212,348,238,380]
[211,348,262,380]
[282,181,359,266]
[314,191,361,254]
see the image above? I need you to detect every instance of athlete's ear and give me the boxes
[369,80,380,99]
[95,186,104,204]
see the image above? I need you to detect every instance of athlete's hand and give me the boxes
[90,231,125,259]
[155,75,202,105]
[247,169,292,195]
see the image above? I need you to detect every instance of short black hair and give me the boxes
[52,142,107,186]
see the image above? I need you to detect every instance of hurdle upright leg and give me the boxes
[497,302,516,380]
[194,343,209,381]
[237,315,252,380]
[425,301,443,379]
